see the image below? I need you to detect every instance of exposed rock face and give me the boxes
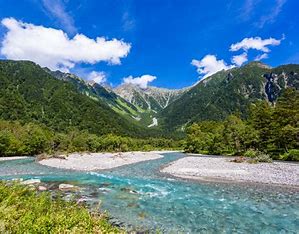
[264,73,282,102]
[160,62,299,130]
[264,69,299,102]
[114,84,187,111]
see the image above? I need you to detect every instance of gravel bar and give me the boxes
[161,156,299,187]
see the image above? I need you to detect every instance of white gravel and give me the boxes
[161,156,299,187]
[0,156,30,161]
[39,151,165,171]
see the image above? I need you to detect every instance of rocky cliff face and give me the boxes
[264,69,299,102]
[114,84,187,112]
[160,62,299,131]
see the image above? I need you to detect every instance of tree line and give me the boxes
[185,88,299,161]
[0,120,182,157]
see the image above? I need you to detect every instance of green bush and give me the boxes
[254,152,272,163]
[279,149,299,161]
[0,182,122,233]
[244,149,258,158]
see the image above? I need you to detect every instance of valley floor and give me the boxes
[161,155,299,187]
[39,151,175,171]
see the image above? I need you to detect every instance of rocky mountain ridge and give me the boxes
[160,62,299,131]
[114,83,187,112]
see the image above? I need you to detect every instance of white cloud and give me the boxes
[232,52,248,66]
[0,18,131,72]
[88,71,106,84]
[123,74,156,89]
[191,55,235,79]
[42,0,76,35]
[254,53,268,61]
[258,0,286,28]
[230,36,282,53]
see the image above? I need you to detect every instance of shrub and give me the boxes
[0,182,122,233]
[244,149,258,158]
[254,152,272,163]
[279,149,299,161]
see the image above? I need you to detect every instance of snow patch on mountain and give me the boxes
[148,117,158,127]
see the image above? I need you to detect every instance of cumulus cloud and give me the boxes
[41,0,76,35]
[191,55,235,79]
[88,71,106,84]
[231,52,248,66]
[123,75,156,89]
[0,18,131,72]
[230,36,282,53]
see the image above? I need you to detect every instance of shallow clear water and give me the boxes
[0,153,298,233]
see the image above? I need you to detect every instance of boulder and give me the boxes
[59,183,79,191]
[38,186,48,191]
[21,179,41,185]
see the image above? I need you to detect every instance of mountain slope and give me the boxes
[160,62,299,131]
[0,60,147,136]
[114,84,186,112]
[45,69,141,118]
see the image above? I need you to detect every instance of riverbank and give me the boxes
[39,151,174,171]
[0,156,30,161]
[0,181,122,233]
[161,155,299,187]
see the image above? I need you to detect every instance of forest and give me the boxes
[1,88,298,161]
[0,120,181,157]
[185,88,299,161]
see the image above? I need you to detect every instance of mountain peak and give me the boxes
[114,83,187,111]
[244,61,271,69]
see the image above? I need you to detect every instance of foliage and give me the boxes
[244,149,257,158]
[0,120,182,157]
[0,182,121,233]
[279,149,299,161]
[0,60,167,138]
[248,152,273,163]
[161,62,299,131]
[185,88,299,161]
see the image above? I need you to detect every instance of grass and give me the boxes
[0,181,123,233]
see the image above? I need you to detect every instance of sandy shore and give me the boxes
[0,156,30,161]
[161,156,299,187]
[39,151,167,171]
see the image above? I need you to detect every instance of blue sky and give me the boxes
[0,0,298,88]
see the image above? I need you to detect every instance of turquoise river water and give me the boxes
[0,152,298,233]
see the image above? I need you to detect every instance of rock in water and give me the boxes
[21,179,41,185]
[59,183,79,191]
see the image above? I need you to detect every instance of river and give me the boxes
[0,152,298,233]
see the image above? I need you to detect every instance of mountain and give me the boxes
[44,69,141,118]
[160,62,299,131]
[45,69,176,128]
[1,59,297,136]
[0,60,150,137]
[114,83,186,112]
[114,83,187,128]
